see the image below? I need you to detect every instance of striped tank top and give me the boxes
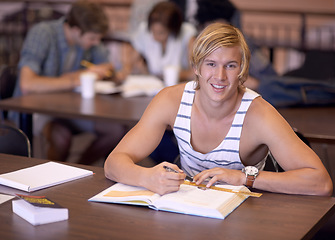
[173,81,261,177]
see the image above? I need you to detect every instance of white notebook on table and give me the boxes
[0,162,93,192]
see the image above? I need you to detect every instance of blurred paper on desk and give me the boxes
[121,75,164,98]
[95,81,122,94]
[0,193,15,205]
[75,81,122,95]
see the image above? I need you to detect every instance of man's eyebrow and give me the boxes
[203,59,239,64]
[226,60,239,64]
[203,59,214,62]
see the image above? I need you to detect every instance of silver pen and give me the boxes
[163,165,193,182]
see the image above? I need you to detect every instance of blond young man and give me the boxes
[104,23,333,196]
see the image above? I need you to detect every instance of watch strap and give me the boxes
[245,175,256,188]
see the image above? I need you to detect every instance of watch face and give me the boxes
[244,166,259,175]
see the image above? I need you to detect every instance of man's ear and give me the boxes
[193,66,200,76]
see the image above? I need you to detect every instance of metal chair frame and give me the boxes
[0,122,31,157]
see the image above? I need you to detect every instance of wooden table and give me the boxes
[0,153,334,240]
[0,91,332,147]
[278,107,335,144]
[0,92,153,140]
[0,91,334,138]
[0,92,152,125]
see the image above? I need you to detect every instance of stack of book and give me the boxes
[0,161,93,225]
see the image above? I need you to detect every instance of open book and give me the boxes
[89,182,251,219]
[121,75,164,98]
[0,162,93,192]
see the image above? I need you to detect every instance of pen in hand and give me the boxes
[80,60,114,78]
[163,165,193,182]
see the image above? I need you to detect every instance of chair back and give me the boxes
[0,123,31,157]
[0,65,17,120]
[0,65,17,100]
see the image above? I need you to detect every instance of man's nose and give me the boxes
[215,67,227,80]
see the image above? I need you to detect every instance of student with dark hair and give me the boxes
[19,0,112,94]
[65,1,109,34]
[16,0,126,164]
[121,1,197,82]
[148,1,183,37]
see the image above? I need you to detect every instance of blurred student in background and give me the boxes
[120,1,197,82]
[120,1,198,164]
[15,0,126,164]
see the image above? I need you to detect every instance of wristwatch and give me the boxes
[242,166,259,188]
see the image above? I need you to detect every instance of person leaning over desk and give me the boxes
[104,22,333,196]
[14,0,126,164]
[19,0,115,94]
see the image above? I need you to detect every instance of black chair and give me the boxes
[0,123,31,157]
[0,65,17,120]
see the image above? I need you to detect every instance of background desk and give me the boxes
[0,153,334,240]
[278,107,335,187]
[0,92,334,139]
[0,92,153,142]
[0,92,152,125]
[278,107,335,143]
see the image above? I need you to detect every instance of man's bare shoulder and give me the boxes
[152,83,186,107]
[246,94,284,119]
[244,96,290,140]
[142,83,186,126]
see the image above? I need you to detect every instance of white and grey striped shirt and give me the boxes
[173,81,261,177]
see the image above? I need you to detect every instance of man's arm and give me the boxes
[20,66,82,94]
[193,97,333,196]
[247,98,333,196]
[104,84,186,195]
[20,62,115,94]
